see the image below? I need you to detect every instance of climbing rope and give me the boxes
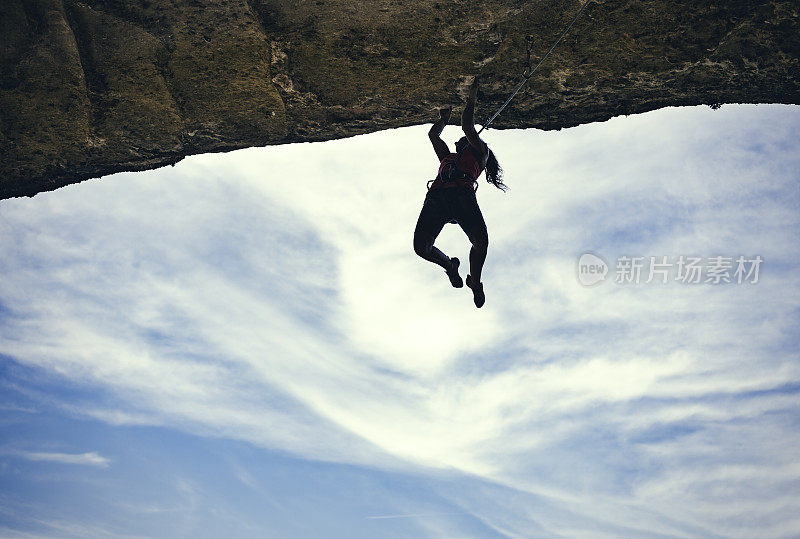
[478,0,594,135]
[441,0,594,186]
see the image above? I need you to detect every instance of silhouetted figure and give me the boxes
[413,78,507,308]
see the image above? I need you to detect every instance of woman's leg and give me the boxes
[413,230,452,269]
[464,226,488,307]
[467,225,489,283]
[449,189,488,283]
[449,188,488,306]
[413,193,454,271]
[414,228,463,288]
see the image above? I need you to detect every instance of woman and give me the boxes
[413,78,506,308]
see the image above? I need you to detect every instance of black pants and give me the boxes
[414,186,487,240]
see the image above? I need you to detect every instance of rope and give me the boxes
[440,0,593,186]
[479,0,593,134]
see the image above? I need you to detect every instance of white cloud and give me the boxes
[5,450,111,467]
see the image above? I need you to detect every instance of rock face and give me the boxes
[1,0,798,199]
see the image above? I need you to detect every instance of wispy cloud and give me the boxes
[365,512,468,520]
[4,450,110,467]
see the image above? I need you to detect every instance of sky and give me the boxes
[1,104,799,538]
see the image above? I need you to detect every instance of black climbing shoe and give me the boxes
[446,257,463,288]
[466,275,485,308]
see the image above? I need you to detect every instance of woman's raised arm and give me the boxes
[461,78,488,164]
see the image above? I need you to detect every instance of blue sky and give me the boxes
[1,104,799,537]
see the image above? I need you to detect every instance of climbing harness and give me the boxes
[428,148,482,192]
[436,0,594,187]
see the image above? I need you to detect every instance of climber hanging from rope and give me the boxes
[412,0,592,308]
[413,77,506,308]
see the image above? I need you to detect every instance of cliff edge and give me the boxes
[1,0,798,199]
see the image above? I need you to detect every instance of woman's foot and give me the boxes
[466,274,485,308]
[446,257,463,288]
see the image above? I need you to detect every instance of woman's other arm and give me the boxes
[429,107,451,161]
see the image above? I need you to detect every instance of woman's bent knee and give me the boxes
[469,232,489,251]
[414,235,432,257]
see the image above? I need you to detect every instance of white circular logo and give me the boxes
[577,252,609,286]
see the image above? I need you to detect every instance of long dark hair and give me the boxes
[457,137,507,192]
[485,149,507,192]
